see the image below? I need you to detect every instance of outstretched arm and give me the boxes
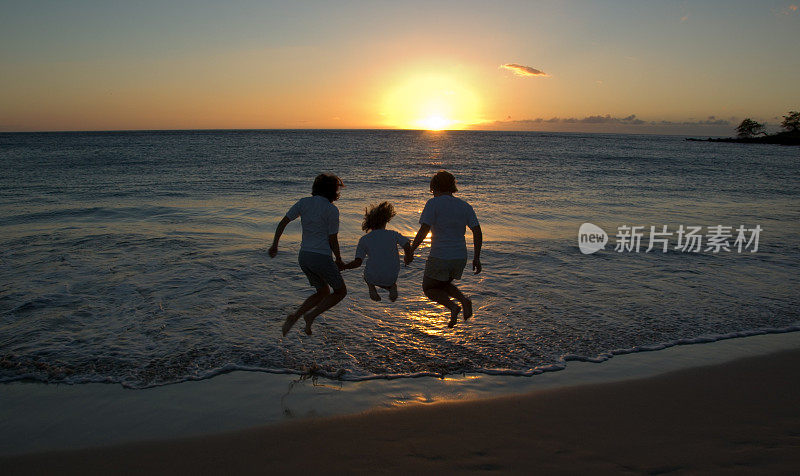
[329,233,344,268]
[470,224,482,274]
[268,216,291,258]
[410,224,431,252]
[407,224,430,264]
[341,257,363,270]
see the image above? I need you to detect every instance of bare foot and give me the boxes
[447,305,461,328]
[462,298,473,321]
[282,313,300,336]
[303,315,314,335]
[388,284,398,302]
[368,286,381,302]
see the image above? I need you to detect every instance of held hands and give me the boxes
[472,258,482,275]
[341,257,363,271]
[335,257,346,270]
[403,243,415,266]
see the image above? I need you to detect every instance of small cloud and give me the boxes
[773,4,798,15]
[679,2,690,22]
[500,63,549,77]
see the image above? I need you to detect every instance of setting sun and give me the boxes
[380,73,483,130]
[418,116,451,131]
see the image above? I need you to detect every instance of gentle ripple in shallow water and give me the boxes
[1,130,798,387]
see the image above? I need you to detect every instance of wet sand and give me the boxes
[3,348,799,474]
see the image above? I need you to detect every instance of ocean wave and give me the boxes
[1,326,798,389]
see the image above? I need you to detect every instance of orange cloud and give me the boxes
[500,63,549,77]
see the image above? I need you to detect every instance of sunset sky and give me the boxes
[1,1,798,133]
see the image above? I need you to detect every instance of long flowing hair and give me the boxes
[362,201,396,231]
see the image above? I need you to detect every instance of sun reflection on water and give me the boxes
[402,302,453,337]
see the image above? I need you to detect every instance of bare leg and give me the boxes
[283,287,329,336]
[388,283,398,302]
[293,287,330,317]
[444,283,472,321]
[423,276,461,327]
[302,285,347,335]
[367,283,381,302]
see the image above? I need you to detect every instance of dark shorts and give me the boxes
[298,250,345,291]
[424,256,467,282]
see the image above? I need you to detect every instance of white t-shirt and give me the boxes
[355,229,410,287]
[419,195,479,260]
[286,195,339,256]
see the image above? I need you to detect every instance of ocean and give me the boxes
[1,130,798,388]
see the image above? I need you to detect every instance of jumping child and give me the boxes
[341,201,412,302]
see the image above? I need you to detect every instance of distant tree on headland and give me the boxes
[781,111,799,132]
[687,110,799,145]
[735,118,766,138]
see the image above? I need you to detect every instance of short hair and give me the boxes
[312,173,344,202]
[430,170,458,193]
[362,201,396,232]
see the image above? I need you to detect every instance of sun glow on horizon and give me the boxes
[418,115,452,131]
[381,73,483,130]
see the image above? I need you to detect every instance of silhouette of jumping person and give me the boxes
[341,201,413,302]
[269,173,347,336]
[407,171,482,327]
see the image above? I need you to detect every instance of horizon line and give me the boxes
[0,127,707,137]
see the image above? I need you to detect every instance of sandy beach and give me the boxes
[4,347,798,474]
